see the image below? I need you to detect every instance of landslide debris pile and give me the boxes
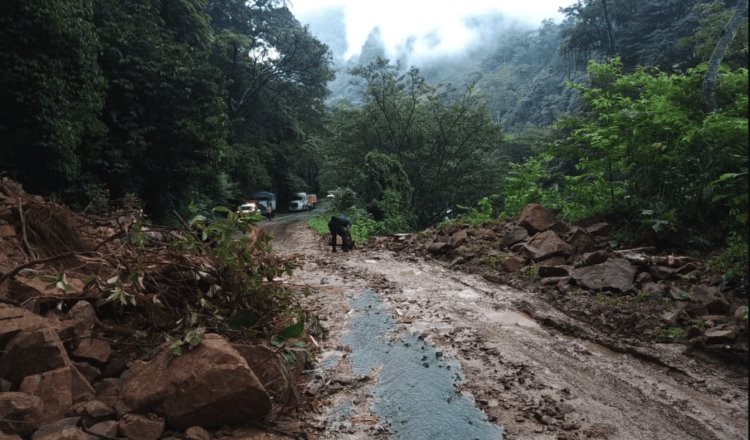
[0,178,308,440]
[372,203,748,364]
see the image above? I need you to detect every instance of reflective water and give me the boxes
[342,289,503,440]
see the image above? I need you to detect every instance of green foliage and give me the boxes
[707,232,749,286]
[501,155,564,217]
[321,59,505,229]
[478,254,506,271]
[519,265,540,281]
[452,197,496,226]
[500,59,748,239]
[655,326,686,340]
[0,0,105,195]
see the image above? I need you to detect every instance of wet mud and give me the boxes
[264,215,748,440]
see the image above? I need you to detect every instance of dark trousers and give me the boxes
[328,224,351,252]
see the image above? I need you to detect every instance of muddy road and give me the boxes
[263,214,748,440]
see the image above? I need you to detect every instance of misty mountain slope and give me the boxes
[303,9,586,132]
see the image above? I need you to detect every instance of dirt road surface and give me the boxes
[263,214,748,440]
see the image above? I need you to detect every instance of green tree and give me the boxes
[92,0,229,221]
[0,0,105,196]
[323,59,505,228]
[506,59,748,237]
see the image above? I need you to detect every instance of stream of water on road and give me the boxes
[339,289,503,440]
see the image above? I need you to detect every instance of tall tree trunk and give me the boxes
[600,0,616,56]
[702,0,749,112]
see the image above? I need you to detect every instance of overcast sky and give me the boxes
[289,0,570,59]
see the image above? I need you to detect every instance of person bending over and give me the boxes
[328,215,352,253]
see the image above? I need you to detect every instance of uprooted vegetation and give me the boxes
[0,178,315,439]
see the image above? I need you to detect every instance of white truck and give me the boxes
[288,192,309,212]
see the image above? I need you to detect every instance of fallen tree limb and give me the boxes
[0,251,98,286]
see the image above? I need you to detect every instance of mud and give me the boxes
[264,215,748,440]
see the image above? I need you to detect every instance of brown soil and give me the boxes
[264,214,748,440]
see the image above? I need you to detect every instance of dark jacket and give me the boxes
[329,215,352,228]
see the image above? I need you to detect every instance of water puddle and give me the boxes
[342,289,503,440]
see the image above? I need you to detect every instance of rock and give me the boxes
[73,400,115,425]
[72,338,111,364]
[518,204,557,233]
[674,263,699,275]
[0,392,43,435]
[471,228,498,241]
[614,250,650,267]
[636,272,653,284]
[118,413,164,440]
[537,265,572,278]
[500,226,528,247]
[668,287,691,301]
[448,229,468,248]
[0,328,68,385]
[661,304,688,326]
[94,379,121,408]
[31,417,93,440]
[71,362,101,384]
[548,221,571,236]
[502,256,526,273]
[0,305,47,349]
[233,343,303,407]
[695,286,731,314]
[20,368,74,422]
[525,231,573,260]
[649,265,674,281]
[185,426,212,440]
[540,276,570,286]
[534,256,568,268]
[705,327,736,343]
[426,242,449,254]
[69,301,96,337]
[448,256,466,266]
[118,334,271,429]
[565,227,596,253]
[641,283,668,296]
[585,222,611,236]
[87,421,118,438]
[576,251,609,267]
[572,258,637,293]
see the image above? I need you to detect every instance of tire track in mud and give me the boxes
[265,219,748,440]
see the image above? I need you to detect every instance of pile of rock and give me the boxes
[414,204,747,358]
[0,178,305,439]
[0,300,302,439]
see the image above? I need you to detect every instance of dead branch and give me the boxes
[0,251,98,286]
[17,197,37,262]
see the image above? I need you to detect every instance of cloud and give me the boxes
[291,0,567,59]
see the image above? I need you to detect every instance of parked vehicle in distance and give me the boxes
[252,191,276,219]
[288,192,308,212]
[306,194,318,210]
[237,201,259,220]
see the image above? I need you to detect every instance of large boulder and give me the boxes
[572,258,638,293]
[118,334,272,429]
[523,231,573,261]
[518,204,557,233]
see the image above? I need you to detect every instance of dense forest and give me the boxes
[1,0,748,262]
